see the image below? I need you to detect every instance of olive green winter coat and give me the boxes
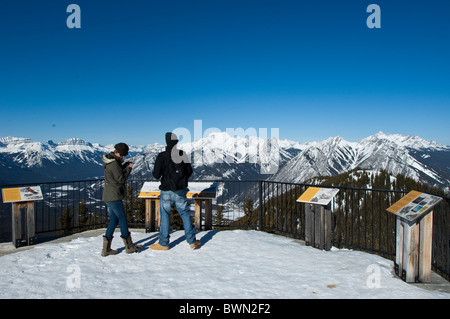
[102,152,132,202]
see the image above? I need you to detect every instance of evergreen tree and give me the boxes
[170,206,185,230]
[123,184,145,227]
[244,196,254,217]
[124,185,135,224]
[214,204,224,225]
[78,201,89,229]
[59,205,73,234]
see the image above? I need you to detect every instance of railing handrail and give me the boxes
[2,178,448,200]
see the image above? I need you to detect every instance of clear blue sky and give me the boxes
[0,0,449,146]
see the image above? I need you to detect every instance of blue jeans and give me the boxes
[159,189,196,247]
[105,200,129,239]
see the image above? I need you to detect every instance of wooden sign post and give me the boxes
[387,190,442,283]
[2,186,43,248]
[188,183,217,231]
[138,182,161,233]
[139,182,217,232]
[297,187,339,251]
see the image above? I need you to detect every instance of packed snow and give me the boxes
[0,229,449,299]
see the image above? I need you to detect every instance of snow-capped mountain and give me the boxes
[0,134,303,185]
[128,132,303,181]
[0,132,449,192]
[270,132,450,192]
[0,137,110,184]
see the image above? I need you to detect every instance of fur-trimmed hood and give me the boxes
[102,152,120,168]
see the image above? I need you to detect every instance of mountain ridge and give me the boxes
[0,132,448,192]
[270,131,450,192]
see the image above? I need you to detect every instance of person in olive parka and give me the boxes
[101,142,142,256]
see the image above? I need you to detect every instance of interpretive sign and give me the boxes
[387,190,442,223]
[138,182,161,198]
[296,187,339,251]
[138,181,217,232]
[387,190,442,283]
[1,186,43,203]
[296,187,339,206]
[139,182,217,199]
[1,186,42,248]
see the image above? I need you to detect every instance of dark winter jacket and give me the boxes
[152,133,193,191]
[102,152,132,201]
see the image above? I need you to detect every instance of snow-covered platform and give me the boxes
[0,229,449,299]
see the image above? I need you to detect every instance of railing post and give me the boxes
[258,180,263,231]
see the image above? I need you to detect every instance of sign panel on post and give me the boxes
[296,187,339,206]
[138,182,217,199]
[387,190,442,283]
[2,186,43,203]
[1,186,42,248]
[138,182,217,232]
[386,190,442,223]
[296,187,339,251]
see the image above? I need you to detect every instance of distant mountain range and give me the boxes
[0,132,449,192]
[270,132,450,192]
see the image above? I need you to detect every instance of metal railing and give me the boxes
[0,179,107,242]
[257,181,449,281]
[0,179,448,280]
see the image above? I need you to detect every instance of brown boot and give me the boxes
[101,236,119,257]
[121,232,143,253]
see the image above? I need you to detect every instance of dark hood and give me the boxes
[165,132,178,150]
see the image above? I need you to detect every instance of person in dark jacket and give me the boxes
[101,142,142,256]
[151,132,201,250]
